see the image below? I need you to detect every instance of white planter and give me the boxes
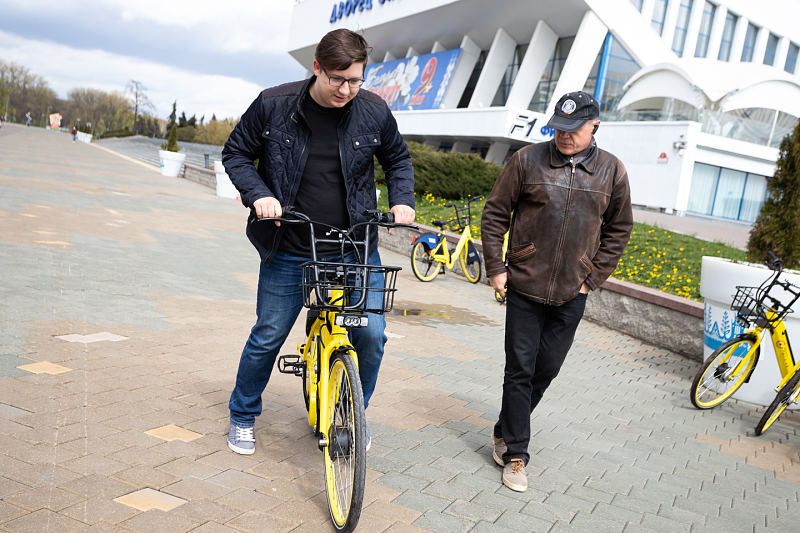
[158,150,186,177]
[76,132,92,144]
[700,256,800,406]
[213,160,239,199]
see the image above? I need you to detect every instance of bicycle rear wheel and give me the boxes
[460,244,482,284]
[755,372,800,435]
[410,240,441,282]
[690,334,759,409]
[323,350,366,532]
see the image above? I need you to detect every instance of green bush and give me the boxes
[176,125,198,143]
[99,128,134,139]
[375,142,502,199]
[160,123,180,152]
[747,118,800,268]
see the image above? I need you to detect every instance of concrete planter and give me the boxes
[213,160,239,199]
[158,150,186,177]
[700,256,800,406]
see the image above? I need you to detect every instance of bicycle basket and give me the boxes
[301,261,400,314]
[730,285,793,328]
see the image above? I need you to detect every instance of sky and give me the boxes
[0,0,307,120]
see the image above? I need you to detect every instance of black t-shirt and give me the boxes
[280,93,350,257]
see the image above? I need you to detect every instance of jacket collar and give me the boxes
[292,75,355,125]
[548,139,598,173]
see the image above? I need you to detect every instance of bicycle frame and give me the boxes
[428,225,474,270]
[299,287,358,435]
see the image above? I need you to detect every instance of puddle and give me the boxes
[390,301,497,327]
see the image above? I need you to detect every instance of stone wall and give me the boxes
[379,224,704,361]
[182,163,216,189]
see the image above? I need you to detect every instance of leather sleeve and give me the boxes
[481,150,523,277]
[585,158,633,290]
[221,93,275,208]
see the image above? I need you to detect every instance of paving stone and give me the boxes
[412,510,474,532]
[392,489,451,513]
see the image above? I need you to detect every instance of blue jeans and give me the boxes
[229,248,388,426]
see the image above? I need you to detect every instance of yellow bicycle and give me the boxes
[410,195,482,283]
[690,252,800,435]
[268,208,411,532]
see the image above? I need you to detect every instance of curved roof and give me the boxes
[618,59,800,117]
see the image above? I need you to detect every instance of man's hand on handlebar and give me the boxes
[254,197,282,226]
[388,205,415,234]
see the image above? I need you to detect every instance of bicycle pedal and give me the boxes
[277,355,304,376]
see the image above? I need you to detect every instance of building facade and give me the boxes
[288,0,800,223]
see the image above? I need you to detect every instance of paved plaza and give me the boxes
[1,123,800,532]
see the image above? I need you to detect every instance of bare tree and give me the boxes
[126,79,154,135]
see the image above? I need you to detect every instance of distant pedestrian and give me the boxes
[481,91,633,492]
[72,126,77,142]
[25,112,31,127]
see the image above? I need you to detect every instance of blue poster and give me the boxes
[363,48,462,111]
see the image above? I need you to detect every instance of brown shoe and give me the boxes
[502,458,527,492]
[491,434,506,467]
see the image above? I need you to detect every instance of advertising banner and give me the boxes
[48,113,62,130]
[363,48,462,111]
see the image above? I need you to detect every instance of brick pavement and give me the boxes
[2,123,800,532]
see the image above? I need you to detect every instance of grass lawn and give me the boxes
[378,186,749,301]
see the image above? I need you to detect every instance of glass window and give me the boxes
[529,37,574,112]
[712,168,747,219]
[739,174,767,223]
[717,12,738,61]
[651,0,669,35]
[631,0,644,11]
[688,163,719,215]
[741,23,758,62]
[786,42,799,73]
[492,44,527,106]
[694,1,716,57]
[672,0,694,56]
[764,33,779,65]
[583,34,641,114]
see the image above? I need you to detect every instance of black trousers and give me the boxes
[494,289,587,465]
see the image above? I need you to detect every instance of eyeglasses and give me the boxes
[322,67,364,89]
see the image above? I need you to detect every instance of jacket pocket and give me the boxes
[506,242,536,263]
[351,132,381,150]
[579,254,594,273]
[262,124,294,148]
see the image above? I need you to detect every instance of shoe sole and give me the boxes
[502,476,528,492]
[227,440,255,455]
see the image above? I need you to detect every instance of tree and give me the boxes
[161,123,179,152]
[178,111,187,128]
[747,118,800,268]
[166,101,177,134]
[126,79,153,135]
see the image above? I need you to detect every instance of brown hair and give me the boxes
[315,29,370,71]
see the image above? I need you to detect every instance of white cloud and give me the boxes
[0,30,264,119]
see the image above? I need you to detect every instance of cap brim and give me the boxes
[546,115,588,133]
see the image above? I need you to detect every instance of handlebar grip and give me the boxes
[381,212,395,224]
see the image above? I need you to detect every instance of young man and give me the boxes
[222,29,415,455]
[481,91,632,491]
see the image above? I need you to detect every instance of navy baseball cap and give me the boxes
[546,91,600,132]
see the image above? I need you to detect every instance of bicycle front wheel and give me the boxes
[323,350,366,532]
[410,241,441,282]
[690,334,759,409]
[755,372,800,435]
[460,244,482,284]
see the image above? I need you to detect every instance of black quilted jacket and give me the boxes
[222,76,415,263]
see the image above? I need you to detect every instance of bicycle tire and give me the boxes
[410,240,441,282]
[690,334,759,409]
[494,291,506,304]
[755,371,800,435]
[323,350,366,532]
[460,244,482,284]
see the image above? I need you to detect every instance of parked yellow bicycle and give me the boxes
[267,208,412,532]
[690,252,800,435]
[410,195,482,283]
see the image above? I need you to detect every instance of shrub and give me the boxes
[747,119,800,268]
[100,128,134,139]
[161,123,180,152]
[375,142,502,199]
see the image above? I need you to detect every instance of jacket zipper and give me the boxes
[546,157,576,303]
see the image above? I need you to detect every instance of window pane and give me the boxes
[764,33,779,65]
[687,163,719,215]
[739,175,767,223]
[712,168,746,219]
[717,13,737,61]
[741,23,758,62]
[651,0,669,35]
[694,1,716,57]
[671,0,693,55]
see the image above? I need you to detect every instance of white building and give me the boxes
[288,0,800,223]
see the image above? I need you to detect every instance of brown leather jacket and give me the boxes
[481,139,632,305]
